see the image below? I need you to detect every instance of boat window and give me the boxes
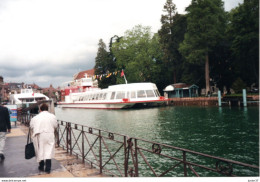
[98,93,103,100]
[146,90,155,97]
[126,91,130,99]
[137,90,146,98]
[155,89,161,97]
[131,91,136,99]
[116,91,125,99]
[111,92,116,100]
[103,93,107,100]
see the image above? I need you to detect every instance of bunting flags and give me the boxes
[92,70,124,80]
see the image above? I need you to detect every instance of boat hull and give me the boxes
[57,100,166,110]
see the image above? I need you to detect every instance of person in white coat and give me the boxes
[30,103,57,173]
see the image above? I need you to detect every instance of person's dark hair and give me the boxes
[40,103,48,111]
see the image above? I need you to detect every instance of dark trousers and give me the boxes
[39,159,51,172]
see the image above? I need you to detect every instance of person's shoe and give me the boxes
[0,154,5,160]
[38,160,44,171]
[45,159,51,174]
[38,166,44,171]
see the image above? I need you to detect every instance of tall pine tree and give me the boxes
[179,0,226,95]
[94,39,116,88]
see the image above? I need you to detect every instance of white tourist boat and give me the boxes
[9,88,49,108]
[58,76,167,109]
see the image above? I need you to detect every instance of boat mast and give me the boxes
[121,69,128,84]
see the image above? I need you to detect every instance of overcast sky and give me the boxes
[0,0,243,88]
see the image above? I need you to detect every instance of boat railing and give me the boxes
[55,120,259,177]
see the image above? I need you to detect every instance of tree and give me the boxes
[227,0,259,87]
[94,39,116,88]
[112,25,162,84]
[179,0,226,95]
[158,0,187,84]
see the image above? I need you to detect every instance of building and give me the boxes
[0,76,4,103]
[72,69,98,87]
[73,69,95,80]
[43,84,59,102]
[164,83,199,98]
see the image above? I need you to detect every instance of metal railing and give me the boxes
[56,120,259,177]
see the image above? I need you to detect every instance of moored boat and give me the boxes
[58,77,167,109]
[9,88,49,108]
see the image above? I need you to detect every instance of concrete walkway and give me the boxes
[0,122,105,178]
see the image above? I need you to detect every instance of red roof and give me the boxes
[74,69,95,80]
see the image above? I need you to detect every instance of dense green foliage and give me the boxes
[158,0,187,86]
[227,0,259,88]
[179,0,226,94]
[94,39,116,88]
[111,25,163,87]
[94,0,259,94]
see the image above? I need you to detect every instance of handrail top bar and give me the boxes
[57,120,130,138]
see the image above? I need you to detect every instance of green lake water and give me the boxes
[55,106,259,176]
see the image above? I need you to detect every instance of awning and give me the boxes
[163,85,174,91]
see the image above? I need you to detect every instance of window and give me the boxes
[126,91,130,98]
[116,91,125,99]
[155,89,161,97]
[98,93,103,100]
[146,90,155,97]
[103,93,107,100]
[137,90,146,98]
[111,92,116,100]
[131,91,136,98]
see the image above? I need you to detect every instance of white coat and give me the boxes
[30,111,58,162]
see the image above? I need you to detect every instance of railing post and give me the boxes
[183,151,187,177]
[66,122,72,154]
[82,126,85,164]
[134,139,138,177]
[124,136,128,177]
[99,130,102,174]
[56,123,60,147]
[69,123,72,155]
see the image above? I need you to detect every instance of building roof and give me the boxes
[164,83,199,91]
[73,69,95,80]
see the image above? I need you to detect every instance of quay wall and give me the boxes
[167,95,259,106]
[167,97,218,106]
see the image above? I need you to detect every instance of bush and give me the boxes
[231,78,246,93]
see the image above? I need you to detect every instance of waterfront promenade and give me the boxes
[0,122,105,178]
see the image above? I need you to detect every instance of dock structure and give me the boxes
[0,122,106,178]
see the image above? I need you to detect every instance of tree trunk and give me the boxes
[205,54,210,95]
[173,70,177,84]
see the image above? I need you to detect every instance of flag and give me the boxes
[106,73,112,78]
[121,70,124,77]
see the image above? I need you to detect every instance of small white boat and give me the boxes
[58,78,167,109]
[9,88,49,108]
